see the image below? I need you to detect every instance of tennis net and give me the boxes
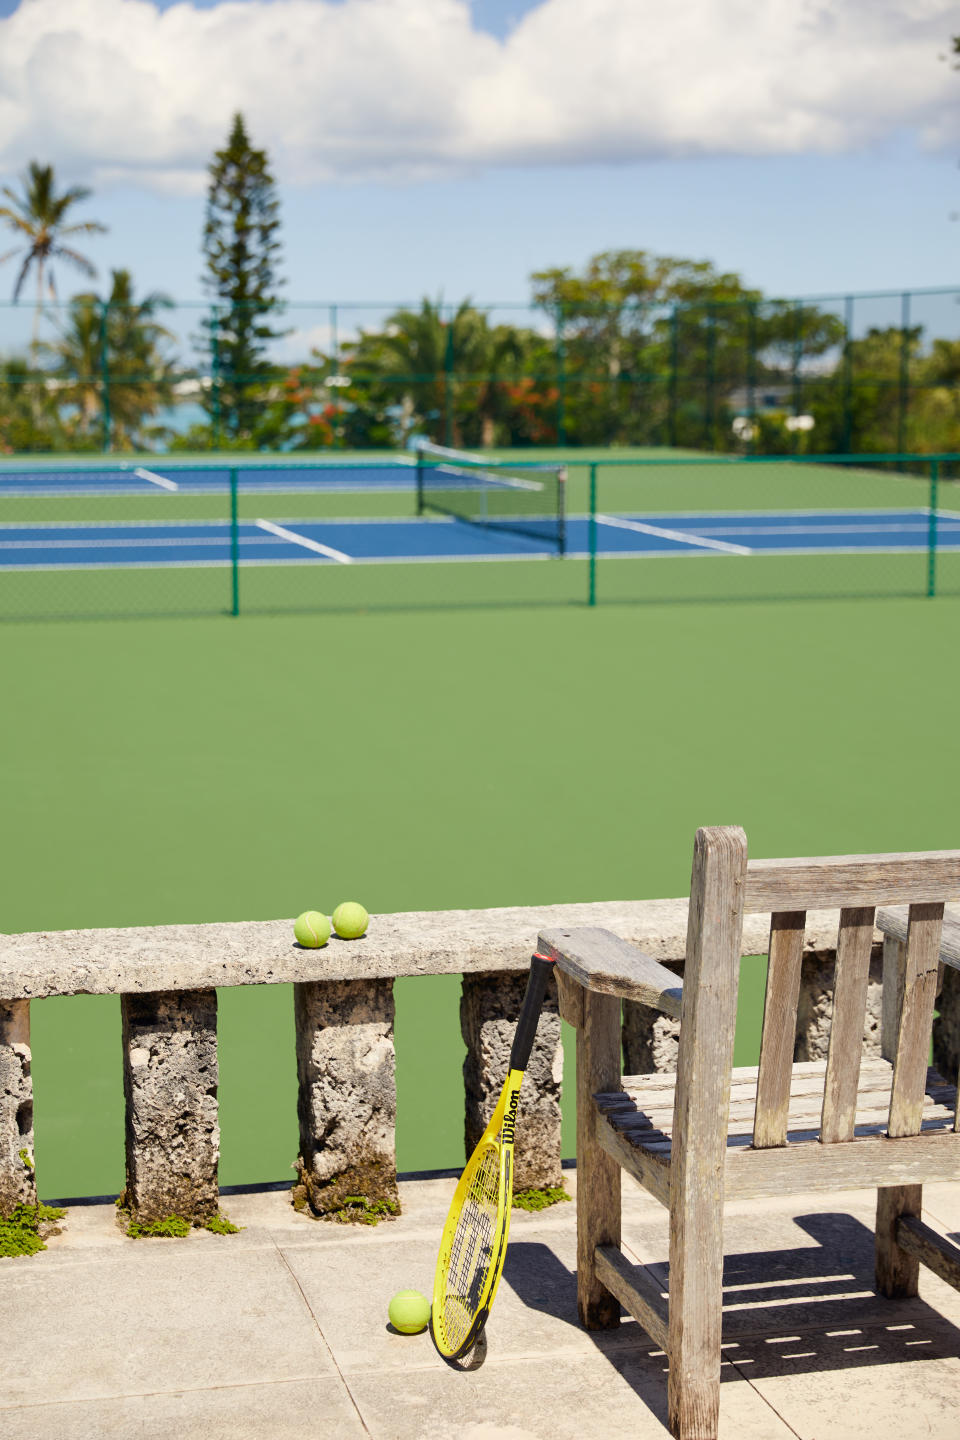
[415,442,566,554]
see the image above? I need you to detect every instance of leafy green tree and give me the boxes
[343,299,552,446]
[531,250,844,448]
[0,356,67,452]
[201,113,284,442]
[43,270,176,450]
[0,162,106,356]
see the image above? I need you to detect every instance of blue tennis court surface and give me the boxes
[0,460,416,497]
[2,509,958,571]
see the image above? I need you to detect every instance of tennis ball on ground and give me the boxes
[389,1289,430,1334]
[332,902,369,939]
[294,911,331,948]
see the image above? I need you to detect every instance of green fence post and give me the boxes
[211,307,222,449]
[330,302,341,446]
[791,299,803,419]
[230,467,240,616]
[443,308,454,447]
[842,294,854,453]
[555,304,567,447]
[668,303,679,448]
[588,462,598,607]
[927,458,939,599]
[99,299,111,452]
[897,291,911,463]
[706,305,716,450]
[746,300,757,454]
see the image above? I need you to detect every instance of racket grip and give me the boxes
[508,953,556,1073]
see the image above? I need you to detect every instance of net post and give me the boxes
[230,467,240,616]
[588,463,598,607]
[927,457,939,599]
[415,447,424,516]
[558,466,567,557]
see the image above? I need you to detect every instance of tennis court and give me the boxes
[2,446,959,618]
[3,507,958,570]
[5,446,960,1194]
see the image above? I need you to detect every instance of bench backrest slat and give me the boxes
[752,911,806,1148]
[889,903,945,1138]
[820,907,877,1144]
[744,852,960,914]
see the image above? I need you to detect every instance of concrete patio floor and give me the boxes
[2,1169,959,1440]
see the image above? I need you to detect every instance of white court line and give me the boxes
[134,466,179,491]
[596,513,751,556]
[255,518,352,564]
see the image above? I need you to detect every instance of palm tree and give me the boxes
[346,299,553,447]
[347,299,513,446]
[0,162,107,355]
[44,270,176,451]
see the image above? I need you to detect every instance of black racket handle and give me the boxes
[508,953,556,1073]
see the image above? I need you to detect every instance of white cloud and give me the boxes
[0,0,957,192]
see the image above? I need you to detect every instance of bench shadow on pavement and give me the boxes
[504,1211,960,1422]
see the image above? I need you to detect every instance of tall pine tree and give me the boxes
[202,114,283,441]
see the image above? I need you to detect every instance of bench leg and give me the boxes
[876,1184,922,1298]
[666,1198,725,1439]
[576,988,621,1329]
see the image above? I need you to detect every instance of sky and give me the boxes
[0,0,959,312]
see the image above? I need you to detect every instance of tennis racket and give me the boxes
[430,952,556,1360]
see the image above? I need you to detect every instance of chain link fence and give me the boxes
[3,288,960,456]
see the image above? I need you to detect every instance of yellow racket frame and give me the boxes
[430,1066,524,1360]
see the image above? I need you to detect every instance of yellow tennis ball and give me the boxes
[294,911,331,948]
[332,902,369,939]
[389,1289,430,1334]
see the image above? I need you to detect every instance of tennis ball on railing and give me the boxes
[389,1289,430,1334]
[332,902,369,939]
[294,911,331,948]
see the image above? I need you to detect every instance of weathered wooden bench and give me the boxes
[541,828,960,1440]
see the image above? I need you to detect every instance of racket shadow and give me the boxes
[501,1240,581,1331]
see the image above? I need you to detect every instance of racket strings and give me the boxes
[439,1143,503,1352]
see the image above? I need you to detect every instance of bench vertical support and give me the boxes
[576,983,622,1329]
[876,903,944,1298]
[668,826,747,1440]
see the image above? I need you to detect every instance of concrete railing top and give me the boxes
[0,899,858,1001]
[877,904,960,970]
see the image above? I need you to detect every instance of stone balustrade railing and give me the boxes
[2,899,958,1225]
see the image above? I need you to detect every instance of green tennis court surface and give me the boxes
[3,446,959,621]
[6,571,960,1198]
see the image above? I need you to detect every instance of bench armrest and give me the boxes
[877,905,960,972]
[538,926,683,1017]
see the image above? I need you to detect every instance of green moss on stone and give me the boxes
[331,1194,400,1225]
[0,1202,66,1258]
[118,1205,241,1239]
[126,1213,192,1239]
[17,1149,34,1171]
[512,1185,571,1212]
[200,1212,240,1235]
